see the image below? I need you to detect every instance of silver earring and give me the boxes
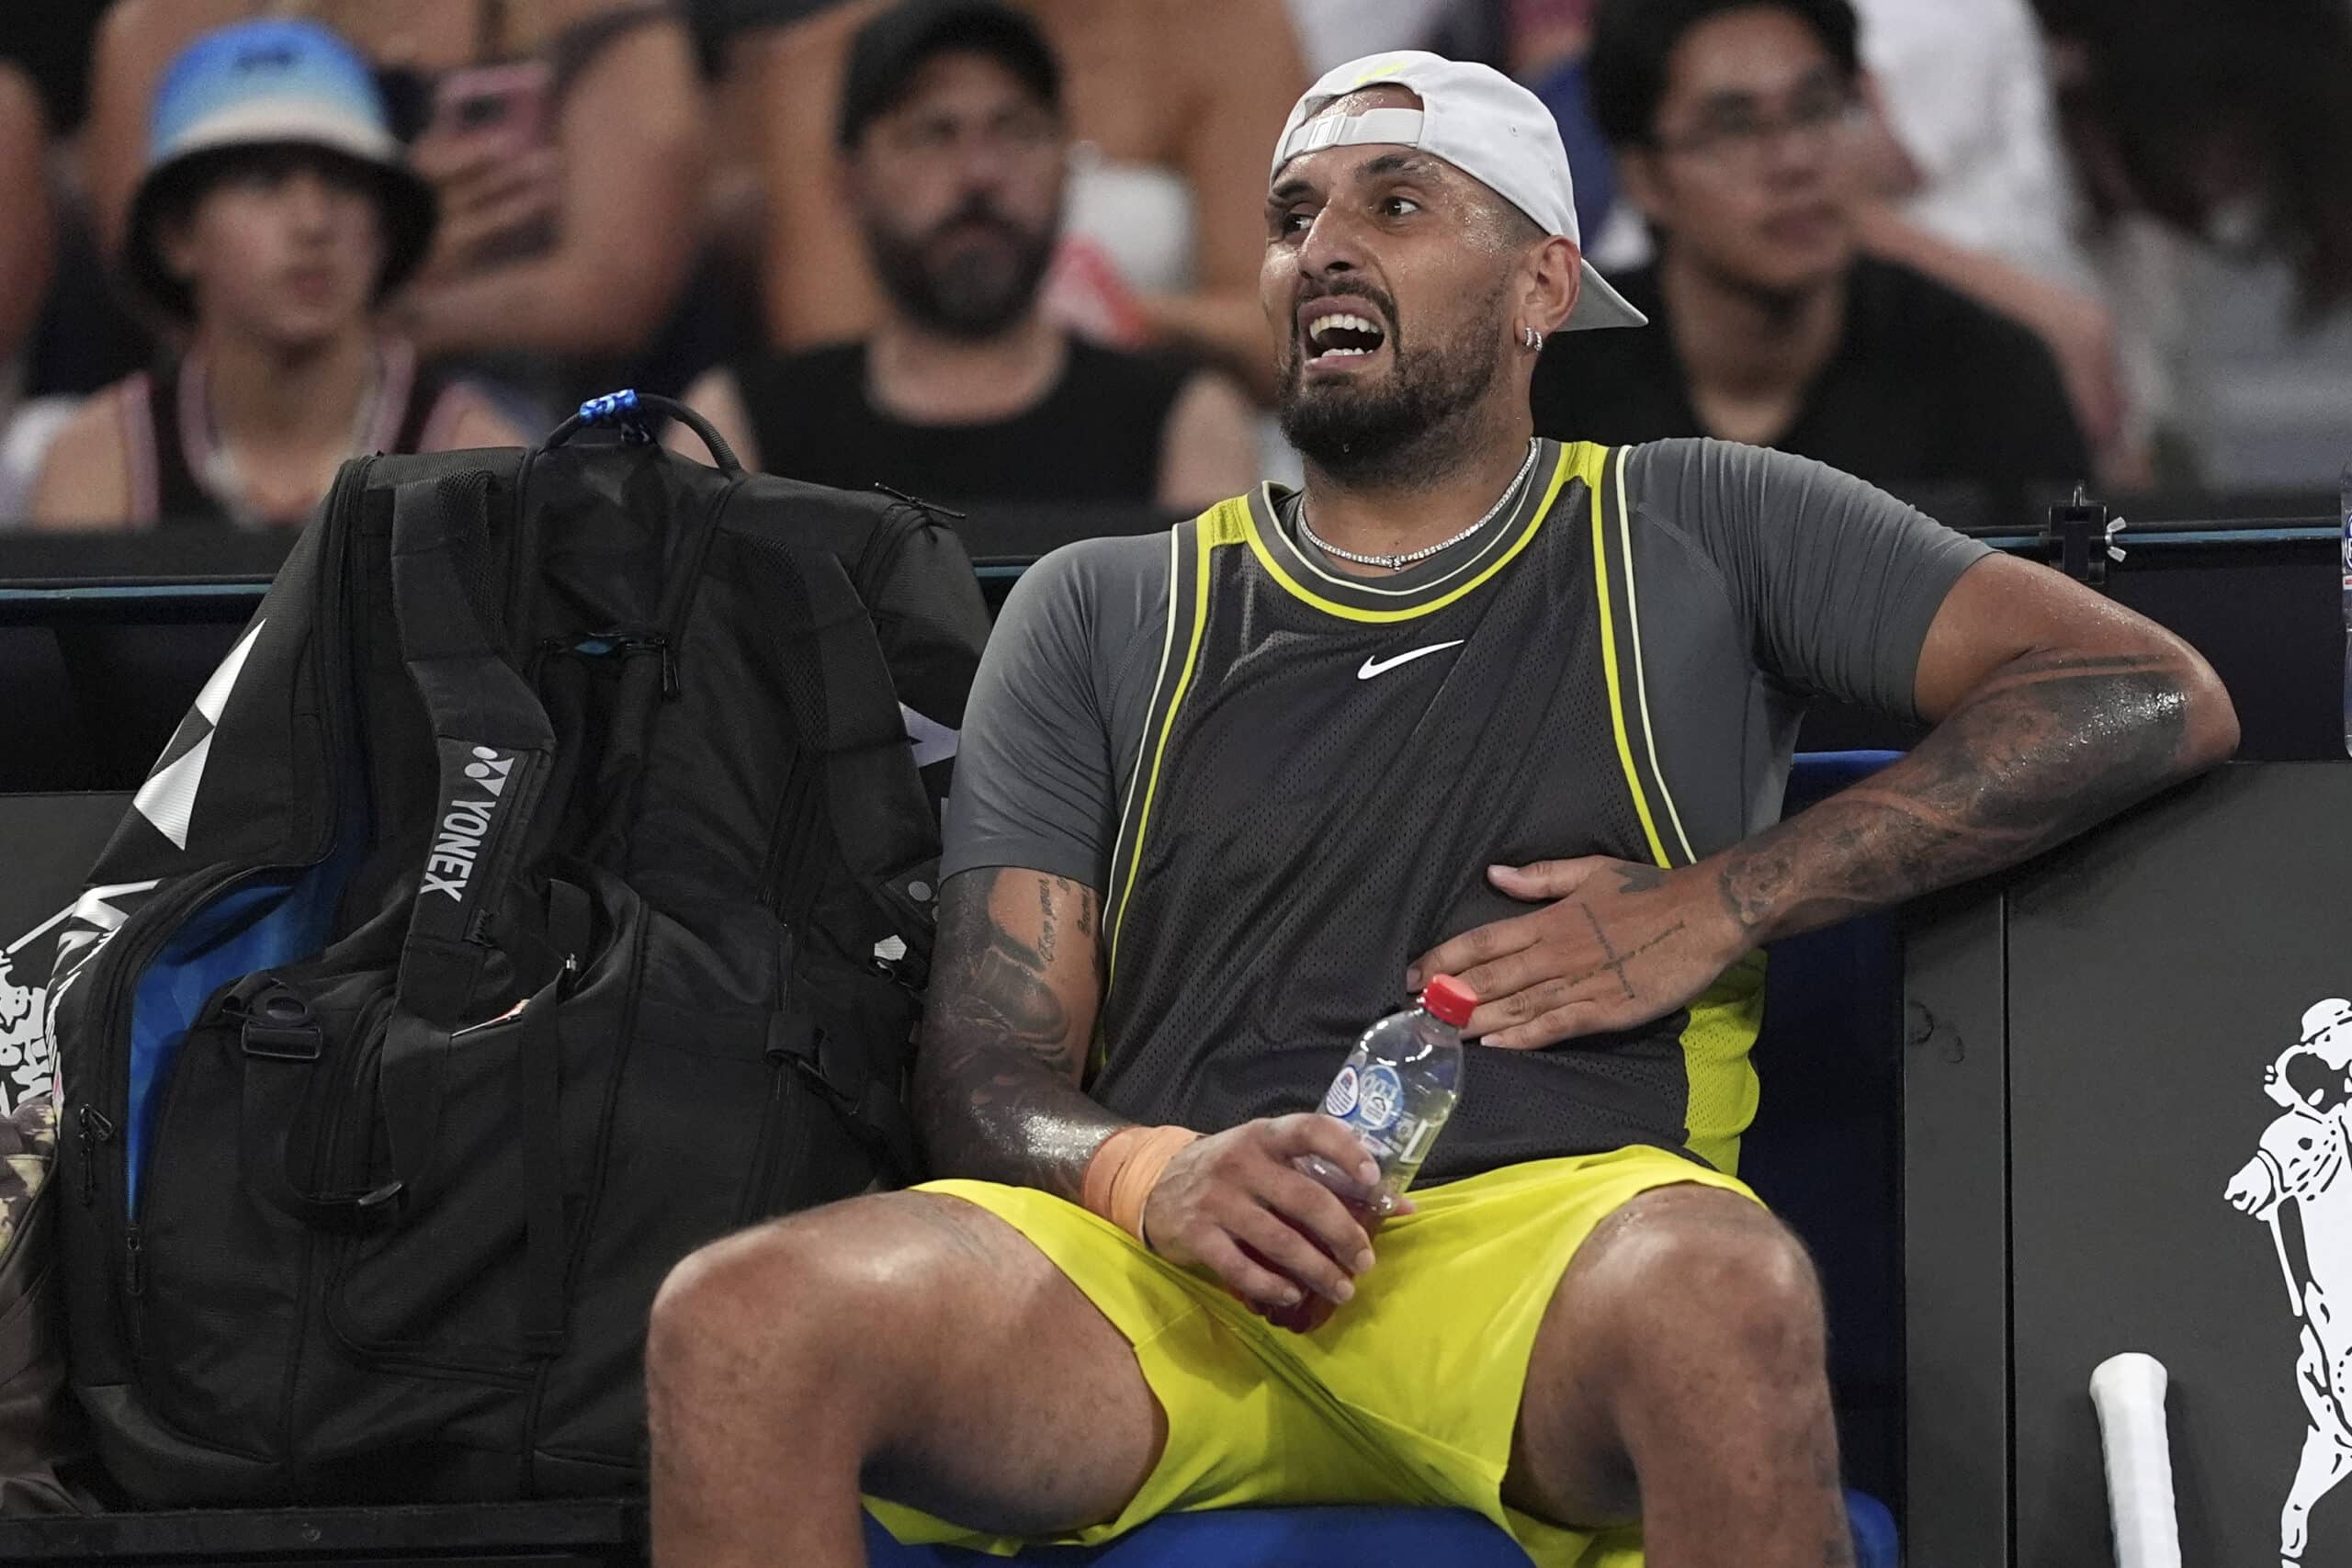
[1521,326,1544,352]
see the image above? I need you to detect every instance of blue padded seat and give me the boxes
[862,1506,1534,1565]
[865,1490,1898,1565]
[866,753,1906,1568]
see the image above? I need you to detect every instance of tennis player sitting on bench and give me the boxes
[646,51,2237,1568]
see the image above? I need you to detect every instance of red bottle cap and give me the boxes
[1420,975,1476,1028]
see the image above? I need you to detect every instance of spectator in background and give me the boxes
[1533,0,2089,524]
[675,0,1255,513]
[0,62,59,518]
[2039,0,2352,324]
[2037,0,2352,486]
[1841,0,2129,479]
[0,63,53,410]
[1847,0,2087,295]
[1283,1,1476,73]
[1499,1,1623,251]
[741,0,1306,401]
[30,21,523,531]
[82,0,709,409]
[0,0,109,136]
[1487,0,2124,472]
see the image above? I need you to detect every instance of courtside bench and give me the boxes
[0,754,1909,1568]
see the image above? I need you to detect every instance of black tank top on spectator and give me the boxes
[1529,256,2090,525]
[115,339,468,527]
[731,339,1193,505]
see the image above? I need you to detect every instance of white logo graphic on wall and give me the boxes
[0,881,162,1116]
[2225,998,2352,1563]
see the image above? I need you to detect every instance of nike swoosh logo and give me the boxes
[1357,640,1465,681]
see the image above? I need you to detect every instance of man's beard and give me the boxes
[1277,281,1508,489]
[864,199,1057,340]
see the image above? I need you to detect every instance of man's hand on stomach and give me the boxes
[1142,1113,1405,1318]
[1407,856,1747,1051]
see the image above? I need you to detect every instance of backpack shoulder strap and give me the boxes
[722,524,935,1175]
[740,525,941,961]
[377,468,582,1236]
[388,467,560,1022]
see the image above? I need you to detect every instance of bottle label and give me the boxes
[1394,1114,1436,1168]
[1354,1065,1405,1132]
[1323,1065,1360,1118]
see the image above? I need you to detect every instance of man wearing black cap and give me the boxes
[673,0,1254,515]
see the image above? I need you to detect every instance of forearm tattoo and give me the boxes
[911,869,1126,1196]
[1717,650,2212,942]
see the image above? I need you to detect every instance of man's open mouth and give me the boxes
[1304,310,1388,361]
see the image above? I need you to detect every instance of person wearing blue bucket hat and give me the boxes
[29,19,522,531]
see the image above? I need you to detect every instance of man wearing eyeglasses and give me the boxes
[1531,0,2089,525]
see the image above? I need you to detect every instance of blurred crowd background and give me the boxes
[0,0,2347,542]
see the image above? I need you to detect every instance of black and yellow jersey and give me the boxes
[943,436,1988,1179]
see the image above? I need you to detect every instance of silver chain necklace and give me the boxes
[194,346,387,530]
[1296,439,1542,571]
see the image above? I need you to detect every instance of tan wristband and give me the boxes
[1080,1125,1201,1245]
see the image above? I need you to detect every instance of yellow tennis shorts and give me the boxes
[864,1144,1757,1566]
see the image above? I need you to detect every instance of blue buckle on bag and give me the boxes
[574,388,652,444]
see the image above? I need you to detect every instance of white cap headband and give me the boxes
[1272,51,1645,333]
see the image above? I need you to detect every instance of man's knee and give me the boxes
[648,1196,940,1399]
[1509,1185,1830,1520]
[1574,1185,1826,1392]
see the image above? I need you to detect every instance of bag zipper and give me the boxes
[311,457,366,812]
[77,863,285,1218]
[536,630,677,696]
[69,862,286,1341]
[83,453,374,1231]
[734,1061,806,1227]
[74,1105,111,1208]
[73,460,375,1339]
[521,889,652,1468]
[450,746,555,953]
[587,480,732,856]
[758,751,818,925]
[635,467,741,705]
[852,499,921,609]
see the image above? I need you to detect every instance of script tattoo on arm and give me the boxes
[911,867,1127,1197]
[1713,647,2233,945]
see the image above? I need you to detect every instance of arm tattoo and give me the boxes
[1611,863,1667,894]
[912,868,1126,1196]
[1715,649,2218,943]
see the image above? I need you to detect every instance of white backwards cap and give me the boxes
[1272,51,1645,333]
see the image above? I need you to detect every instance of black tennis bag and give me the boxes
[48,394,989,1503]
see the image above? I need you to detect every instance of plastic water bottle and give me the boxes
[2341,462,2352,757]
[1244,976,1472,1332]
